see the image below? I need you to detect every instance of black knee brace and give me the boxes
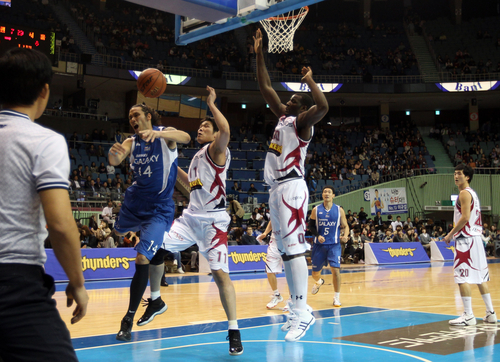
[150,249,168,265]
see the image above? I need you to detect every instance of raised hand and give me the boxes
[253,28,263,54]
[301,66,313,83]
[206,85,217,104]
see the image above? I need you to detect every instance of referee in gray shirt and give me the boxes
[0,48,88,361]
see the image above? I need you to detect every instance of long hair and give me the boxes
[131,103,161,124]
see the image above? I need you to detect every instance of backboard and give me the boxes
[126,0,324,45]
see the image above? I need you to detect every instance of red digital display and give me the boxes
[0,22,55,60]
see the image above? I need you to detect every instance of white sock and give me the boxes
[273,289,280,296]
[289,256,308,310]
[335,292,340,300]
[482,293,494,312]
[462,297,473,315]
[151,291,161,301]
[228,320,239,330]
[283,260,296,301]
[315,278,322,285]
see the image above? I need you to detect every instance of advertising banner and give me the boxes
[430,241,456,261]
[228,245,269,272]
[364,242,430,265]
[45,249,137,282]
[368,187,407,215]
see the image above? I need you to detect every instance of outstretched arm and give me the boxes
[206,86,230,166]
[296,67,329,140]
[254,29,286,117]
[139,127,191,149]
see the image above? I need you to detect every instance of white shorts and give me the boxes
[453,235,490,284]
[162,208,231,273]
[269,179,309,256]
[265,235,283,274]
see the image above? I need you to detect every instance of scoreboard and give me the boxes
[0,22,55,61]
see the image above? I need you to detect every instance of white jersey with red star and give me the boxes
[454,187,482,237]
[264,115,312,186]
[187,143,230,211]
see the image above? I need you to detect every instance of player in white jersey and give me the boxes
[0,48,88,361]
[109,103,190,341]
[444,164,497,326]
[255,28,329,342]
[257,221,286,309]
[150,87,243,355]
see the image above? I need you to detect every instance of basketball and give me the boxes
[137,68,167,98]
[375,200,381,208]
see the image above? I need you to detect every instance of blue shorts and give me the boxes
[311,242,342,271]
[114,192,175,261]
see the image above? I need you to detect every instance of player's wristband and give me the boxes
[308,218,320,237]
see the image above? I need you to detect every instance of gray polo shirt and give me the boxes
[0,110,70,266]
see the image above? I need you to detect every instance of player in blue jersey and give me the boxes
[309,186,349,307]
[109,103,190,341]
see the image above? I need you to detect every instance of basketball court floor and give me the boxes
[54,260,500,362]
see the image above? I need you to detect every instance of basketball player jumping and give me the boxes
[110,104,190,341]
[444,164,497,325]
[151,86,243,356]
[310,186,349,307]
[254,28,329,342]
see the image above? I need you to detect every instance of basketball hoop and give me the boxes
[260,6,309,53]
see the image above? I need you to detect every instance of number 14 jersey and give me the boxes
[129,125,178,201]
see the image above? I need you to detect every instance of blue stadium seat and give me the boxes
[246,151,266,159]
[252,160,265,169]
[231,151,246,159]
[232,170,257,180]
[178,158,191,167]
[341,180,351,193]
[183,149,198,157]
[241,142,258,150]
[231,160,247,169]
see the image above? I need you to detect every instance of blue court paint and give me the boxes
[75,308,499,362]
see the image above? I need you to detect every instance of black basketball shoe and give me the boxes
[227,329,243,356]
[137,297,168,326]
[116,316,133,341]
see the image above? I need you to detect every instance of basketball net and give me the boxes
[260,6,308,53]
